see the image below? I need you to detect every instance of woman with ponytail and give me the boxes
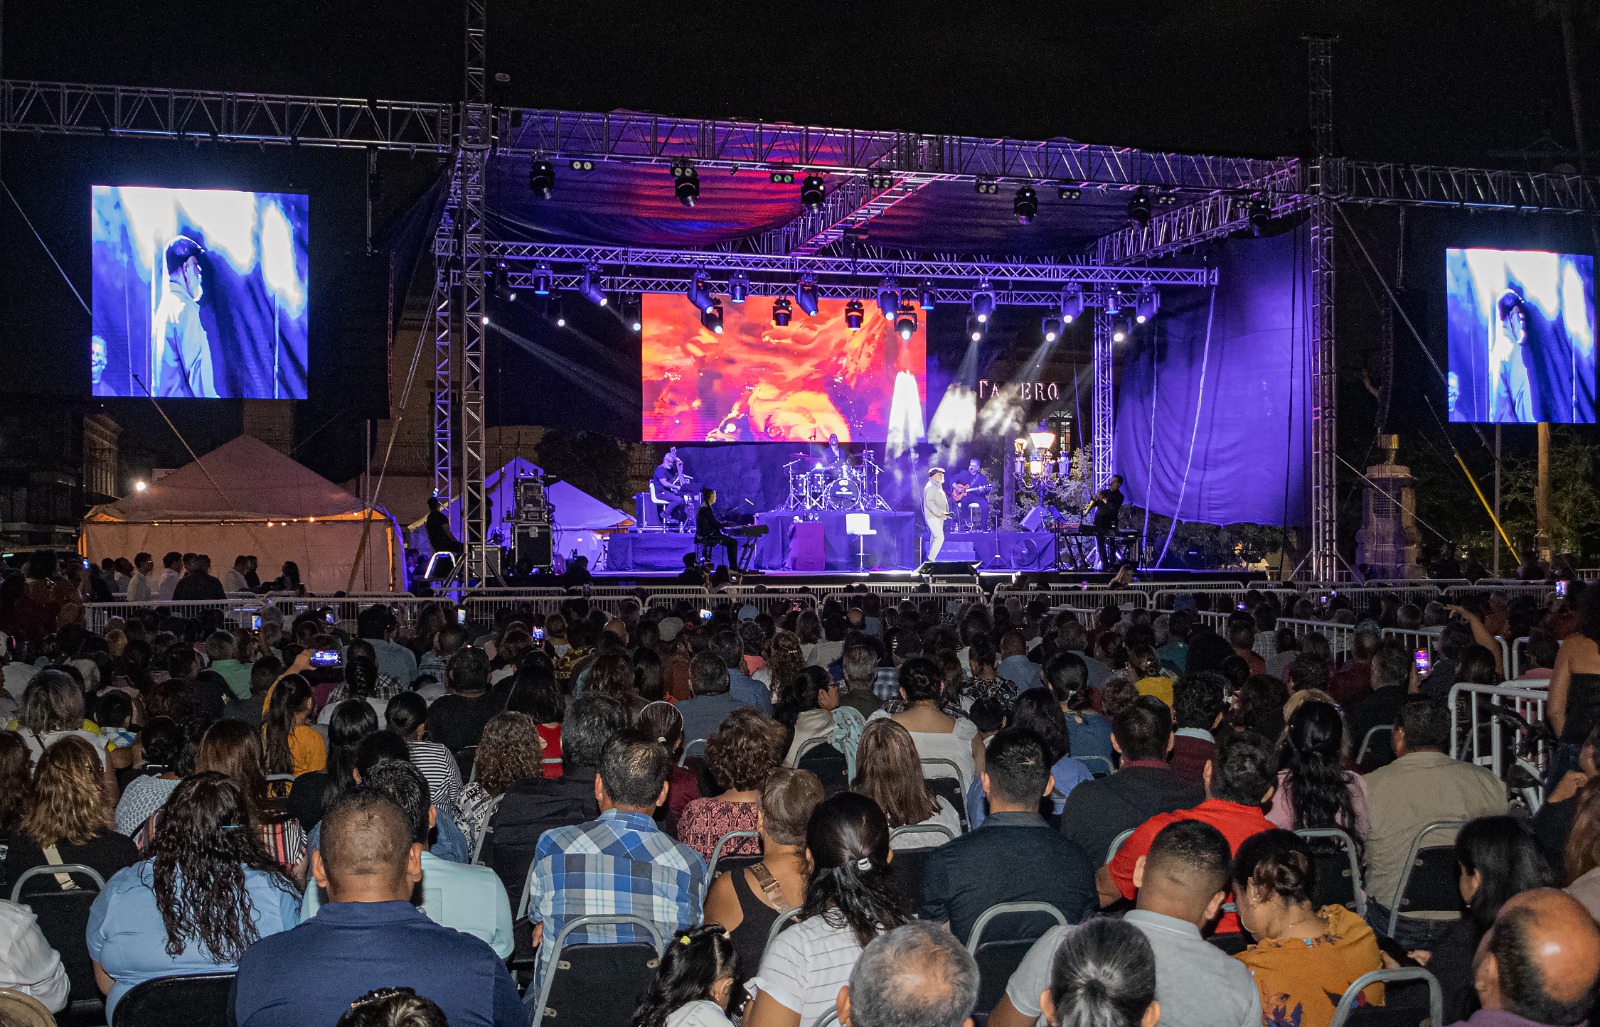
[1265,701,1368,841]
[1041,917,1159,1027]
[631,925,738,1027]
[743,792,906,1027]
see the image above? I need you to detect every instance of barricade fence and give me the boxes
[1448,680,1550,780]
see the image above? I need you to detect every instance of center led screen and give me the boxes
[642,295,927,442]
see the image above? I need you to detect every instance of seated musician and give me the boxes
[695,487,739,569]
[1084,473,1126,567]
[950,458,991,531]
[817,433,848,479]
[651,447,691,525]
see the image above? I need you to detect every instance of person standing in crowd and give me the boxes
[125,553,154,605]
[1547,591,1600,789]
[171,555,226,602]
[154,551,183,602]
[233,790,523,1027]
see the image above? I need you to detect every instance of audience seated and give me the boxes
[1363,695,1508,948]
[1169,671,1227,783]
[1005,688,1092,818]
[992,819,1259,1027]
[262,674,325,778]
[678,709,787,863]
[1452,889,1600,1027]
[425,647,495,755]
[712,630,774,716]
[921,727,1095,942]
[1039,917,1161,1027]
[1044,652,1114,766]
[7,735,138,888]
[631,924,739,1027]
[1563,776,1600,920]
[1265,700,1370,838]
[1059,696,1203,865]
[113,717,189,835]
[455,711,543,854]
[677,652,747,748]
[1100,730,1278,933]
[0,898,70,1013]
[386,692,464,816]
[304,758,513,957]
[851,719,961,848]
[836,921,979,1027]
[872,657,981,793]
[187,719,309,879]
[337,987,451,1027]
[1232,829,1383,1027]
[234,789,523,1027]
[1345,642,1414,771]
[778,666,838,764]
[745,792,908,1027]
[288,698,379,832]
[524,731,705,991]
[89,774,301,1020]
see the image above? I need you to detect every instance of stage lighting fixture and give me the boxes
[971,281,995,324]
[1128,189,1152,226]
[569,159,594,172]
[728,272,750,305]
[702,299,724,334]
[868,169,894,190]
[1060,284,1084,323]
[1248,196,1273,235]
[580,265,607,306]
[1057,184,1081,201]
[975,178,999,195]
[529,159,555,199]
[491,262,515,302]
[845,299,864,331]
[795,276,820,316]
[549,296,566,327]
[770,170,795,184]
[877,278,901,320]
[1112,316,1132,343]
[1134,290,1160,324]
[966,314,984,343]
[672,162,700,207]
[687,271,714,314]
[895,303,918,341]
[1104,290,1123,316]
[800,175,826,210]
[531,263,553,296]
[1014,186,1039,224]
[1041,314,1063,343]
[918,283,937,311]
[772,297,793,326]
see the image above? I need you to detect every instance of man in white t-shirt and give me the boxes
[155,551,183,602]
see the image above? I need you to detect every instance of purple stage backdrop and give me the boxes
[1114,231,1309,527]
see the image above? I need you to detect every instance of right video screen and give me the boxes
[1446,247,1596,423]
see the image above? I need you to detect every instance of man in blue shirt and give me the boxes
[235,790,523,1027]
[524,731,706,998]
[358,604,419,688]
[712,629,773,715]
[301,759,513,958]
[677,652,750,746]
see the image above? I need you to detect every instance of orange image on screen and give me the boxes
[641,294,927,442]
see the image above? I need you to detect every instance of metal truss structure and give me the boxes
[754,177,931,256]
[1093,165,1308,264]
[1330,159,1600,215]
[1305,37,1339,583]
[1092,310,1116,495]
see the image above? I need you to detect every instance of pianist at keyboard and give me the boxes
[694,486,740,570]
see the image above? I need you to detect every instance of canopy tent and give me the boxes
[81,435,404,594]
[485,457,633,567]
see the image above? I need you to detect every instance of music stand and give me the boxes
[846,513,876,572]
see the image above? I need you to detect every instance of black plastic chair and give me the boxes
[965,901,1070,1015]
[1388,821,1466,937]
[706,830,761,885]
[890,846,934,914]
[112,972,235,1027]
[1297,827,1366,916]
[1357,726,1394,769]
[456,745,478,783]
[796,739,849,796]
[12,864,107,1015]
[1328,967,1442,1027]
[527,915,667,1027]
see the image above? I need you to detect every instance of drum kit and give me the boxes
[784,452,890,512]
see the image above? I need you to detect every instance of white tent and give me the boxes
[486,457,632,565]
[82,436,405,594]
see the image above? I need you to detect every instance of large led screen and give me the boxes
[641,294,926,442]
[92,186,309,399]
[1446,247,1595,423]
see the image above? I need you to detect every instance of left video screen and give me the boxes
[91,185,310,399]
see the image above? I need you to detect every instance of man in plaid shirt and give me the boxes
[523,731,705,995]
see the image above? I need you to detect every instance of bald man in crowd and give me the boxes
[838,921,979,1027]
[1456,889,1600,1027]
[234,790,523,1027]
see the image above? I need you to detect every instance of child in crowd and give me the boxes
[95,689,138,754]
[632,926,738,1027]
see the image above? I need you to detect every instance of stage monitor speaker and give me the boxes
[916,559,981,578]
[514,523,554,569]
[1020,506,1046,531]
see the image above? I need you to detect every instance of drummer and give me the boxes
[817,433,849,479]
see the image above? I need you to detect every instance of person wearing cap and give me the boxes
[923,468,951,562]
[155,236,218,398]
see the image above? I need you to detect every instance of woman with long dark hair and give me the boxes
[87,773,300,1020]
[288,699,380,832]
[761,631,806,715]
[262,674,323,781]
[194,720,311,880]
[1007,688,1092,817]
[113,717,193,836]
[778,666,838,761]
[504,665,565,779]
[318,656,385,725]
[1265,701,1368,841]
[743,792,907,1027]
[1416,816,1554,1022]
[632,925,738,1027]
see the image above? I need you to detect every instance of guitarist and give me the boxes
[949,458,992,531]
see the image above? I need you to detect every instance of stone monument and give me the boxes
[1355,434,1425,579]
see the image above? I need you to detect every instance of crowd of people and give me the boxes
[0,571,1595,1027]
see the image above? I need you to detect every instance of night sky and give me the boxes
[1,1,1593,498]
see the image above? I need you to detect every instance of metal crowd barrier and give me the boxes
[1448,680,1550,779]
[1276,617,1355,659]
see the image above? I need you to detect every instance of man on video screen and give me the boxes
[154,236,218,398]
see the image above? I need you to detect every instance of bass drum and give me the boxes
[824,478,861,510]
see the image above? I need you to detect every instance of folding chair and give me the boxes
[527,915,668,1027]
[1077,754,1114,778]
[811,1011,840,1027]
[1297,827,1366,916]
[112,972,235,1027]
[456,745,478,783]
[920,757,970,831]
[706,830,761,883]
[965,901,1071,1014]
[470,794,505,865]
[764,906,803,954]
[680,738,708,766]
[796,739,849,796]
[1357,726,1393,768]
[1328,967,1442,1027]
[1106,828,1136,866]
[1388,821,1467,937]
[889,823,956,849]
[12,864,107,1018]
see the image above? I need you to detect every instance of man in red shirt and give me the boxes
[1228,623,1266,677]
[1097,729,1277,934]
